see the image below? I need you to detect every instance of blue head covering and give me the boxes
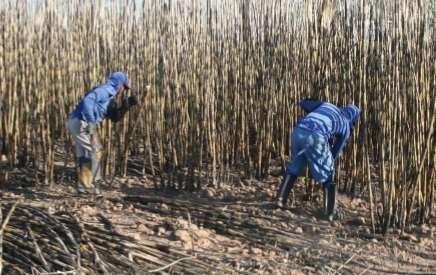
[107,72,130,92]
[340,105,360,128]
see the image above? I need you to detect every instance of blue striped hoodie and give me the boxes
[297,99,360,159]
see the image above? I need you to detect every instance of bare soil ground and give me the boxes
[1,166,435,274]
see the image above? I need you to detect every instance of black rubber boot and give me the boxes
[323,186,328,215]
[326,183,337,222]
[326,183,343,222]
[276,174,297,208]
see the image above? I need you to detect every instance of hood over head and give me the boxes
[107,72,130,95]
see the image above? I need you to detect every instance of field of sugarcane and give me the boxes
[0,0,434,238]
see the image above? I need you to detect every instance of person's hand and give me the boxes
[87,123,97,135]
[128,95,138,107]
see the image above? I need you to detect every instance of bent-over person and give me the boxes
[277,99,360,221]
[67,72,137,194]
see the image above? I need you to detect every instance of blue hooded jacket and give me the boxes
[297,99,360,159]
[70,72,129,124]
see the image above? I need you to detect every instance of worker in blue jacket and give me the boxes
[67,72,138,194]
[277,99,360,221]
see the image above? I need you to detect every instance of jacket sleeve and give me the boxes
[81,87,112,123]
[299,99,324,113]
[81,92,97,123]
[330,126,350,160]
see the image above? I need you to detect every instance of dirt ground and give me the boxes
[1,166,435,275]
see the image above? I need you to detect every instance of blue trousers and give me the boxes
[285,127,334,186]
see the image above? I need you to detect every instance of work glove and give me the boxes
[128,95,138,107]
[107,96,138,123]
[119,96,134,110]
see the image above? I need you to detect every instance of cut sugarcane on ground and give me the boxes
[1,166,435,274]
[0,0,434,274]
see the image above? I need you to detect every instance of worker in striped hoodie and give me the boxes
[277,99,360,221]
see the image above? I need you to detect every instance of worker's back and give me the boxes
[297,102,349,140]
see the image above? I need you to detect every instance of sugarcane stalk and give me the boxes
[0,203,2,274]
[71,215,109,274]
[26,224,51,271]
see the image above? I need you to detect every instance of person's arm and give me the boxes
[107,99,128,122]
[299,99,324,113]
[107,96,138,123]
[330,126,350,160]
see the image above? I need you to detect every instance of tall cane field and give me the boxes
[0,0,434,232]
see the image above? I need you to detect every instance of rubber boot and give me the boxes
[276,174,297,208]
[78,156,94,194]
[91,151,102,195]
[326,183,337,222]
